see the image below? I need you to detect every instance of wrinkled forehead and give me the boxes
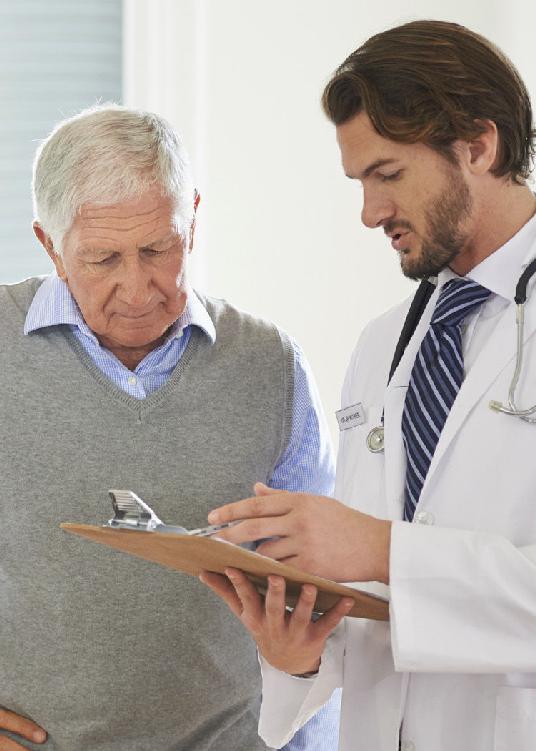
[65,190,180,251]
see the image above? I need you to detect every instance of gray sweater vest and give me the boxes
[0,278,295,751]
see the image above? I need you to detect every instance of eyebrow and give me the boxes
[140,233,176,251]
[76,233,175,256]
[350,158,399,181]
[76,246,117,257]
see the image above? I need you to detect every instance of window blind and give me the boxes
[0,0,122,283]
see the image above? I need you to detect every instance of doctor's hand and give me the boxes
[0,707,47,749]
[200,568,354,675]
[208,483,391,584]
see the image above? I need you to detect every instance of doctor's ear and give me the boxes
[33,221,67,279]
[460,119,499,176]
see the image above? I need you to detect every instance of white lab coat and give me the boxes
[259,234,536,751]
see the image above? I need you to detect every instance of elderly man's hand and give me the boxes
[0,708,46,749]
[200,569,354,675]
[208,484,392,584]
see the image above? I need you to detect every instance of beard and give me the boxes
[397,163,473,280]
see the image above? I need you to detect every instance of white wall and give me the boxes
[124,0,536,446]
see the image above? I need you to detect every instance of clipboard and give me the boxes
[60,522,389,621]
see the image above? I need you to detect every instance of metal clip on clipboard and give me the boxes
[106,489,240,537]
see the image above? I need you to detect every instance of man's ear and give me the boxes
[464,119,499,176]
[33,222,67,279]
[188,190,201,252]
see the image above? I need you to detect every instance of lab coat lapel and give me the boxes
[383,289,438,519]
[420,296,536,496]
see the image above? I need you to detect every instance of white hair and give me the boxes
[32,103,195,253]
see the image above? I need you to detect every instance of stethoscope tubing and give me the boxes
[368,260,536,452]
[489,300,536,421]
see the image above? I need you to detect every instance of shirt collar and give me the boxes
[437,209,536,302]
[24,274,216,344]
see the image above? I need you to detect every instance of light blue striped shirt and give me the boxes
[24,274,341,750]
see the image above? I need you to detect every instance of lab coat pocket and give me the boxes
[494,686,536,751]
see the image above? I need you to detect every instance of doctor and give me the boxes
[200,19,536,751]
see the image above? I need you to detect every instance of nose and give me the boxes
[361,187,395,229]
[116,259,153,308]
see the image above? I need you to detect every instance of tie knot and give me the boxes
[431,278,491,328]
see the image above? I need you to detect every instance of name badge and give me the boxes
[336,402,366,431]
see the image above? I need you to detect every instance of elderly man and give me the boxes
[0,105,339,750]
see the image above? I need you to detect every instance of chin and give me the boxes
[399,246,416,267]
[399,250,428,281]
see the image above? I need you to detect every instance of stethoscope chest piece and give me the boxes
[366,425,385,453]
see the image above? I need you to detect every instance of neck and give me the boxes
[100,336,168,370]
[450,182,536,276]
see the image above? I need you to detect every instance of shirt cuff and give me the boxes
[258,624,345,748]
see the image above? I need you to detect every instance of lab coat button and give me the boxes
[414,510,434,525]
[401,742,416,751]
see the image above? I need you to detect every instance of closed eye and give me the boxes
[141,246,173,259]
[380,170,402,182]
[92,255,116,265]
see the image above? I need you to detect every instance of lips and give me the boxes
[117,310,155,321]
[391,232,410,251]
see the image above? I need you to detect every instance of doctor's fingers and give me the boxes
[0,707,47,746]
[309,597,355,642]
[208,492,296,527]
[212,515,294,546]
[253,535,299,561]
[288,583,320,631]
[263,575,288,634]
[223,568,265,633]
[287,587,353,647]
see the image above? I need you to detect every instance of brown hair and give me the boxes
[322,20,535,183]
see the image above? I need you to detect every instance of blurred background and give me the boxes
[1,0,535,445]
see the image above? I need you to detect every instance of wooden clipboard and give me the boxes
[61,523,389,621]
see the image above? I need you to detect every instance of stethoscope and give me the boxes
[489,256,536,422]
[366,257,536,453]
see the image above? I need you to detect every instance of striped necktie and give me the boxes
[401,278,491,522]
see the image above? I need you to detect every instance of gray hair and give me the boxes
[32,104,195,253]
